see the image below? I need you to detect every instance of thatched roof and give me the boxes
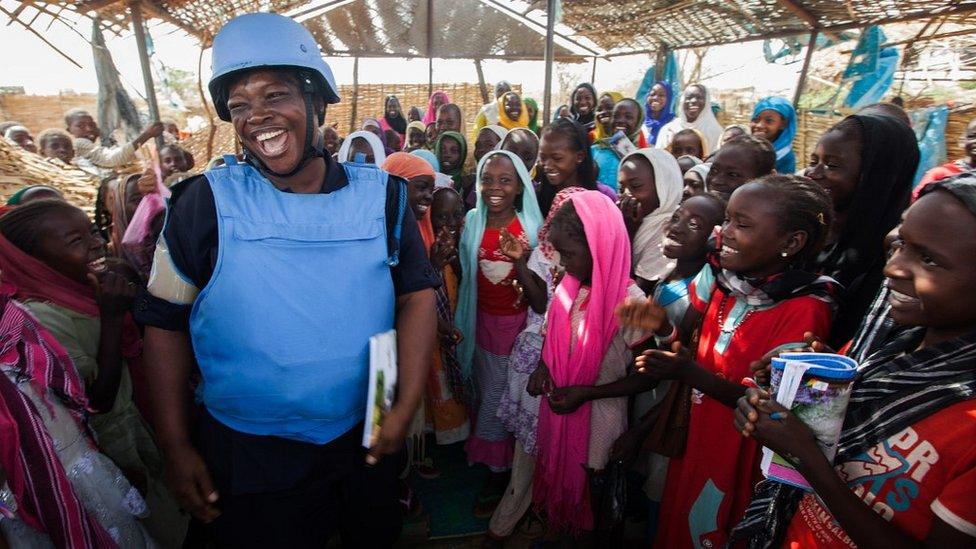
[562,0,976,53]
[7,0,976,59]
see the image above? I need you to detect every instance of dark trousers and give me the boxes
[197,411,403,548]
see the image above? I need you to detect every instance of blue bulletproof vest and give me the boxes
[189,157,395,444]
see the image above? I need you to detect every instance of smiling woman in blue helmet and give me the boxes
[135,13,438,548]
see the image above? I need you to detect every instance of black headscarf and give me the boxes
[816,113,919,347]
[383,95,407,135]
[570,83,598,129]
[535,118,598,216]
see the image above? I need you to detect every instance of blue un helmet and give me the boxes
[208,13,339,176]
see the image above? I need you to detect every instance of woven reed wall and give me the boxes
[182,82,518,162]
[720,105,975,168]
[717,108,843,165]
[0,93,100,134]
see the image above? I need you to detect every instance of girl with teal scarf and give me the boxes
[456,150,543,480]
[751,97,797,174]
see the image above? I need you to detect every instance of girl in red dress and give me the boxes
[622,175,839,548]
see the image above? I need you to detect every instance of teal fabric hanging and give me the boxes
[910,106,950,187]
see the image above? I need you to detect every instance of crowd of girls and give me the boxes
[0,77,974,549]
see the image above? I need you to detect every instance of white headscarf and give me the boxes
[622,148,684,282]
[337,130,387,165]
[655,84,723,153]
[687,163,712,192]
[480,124,508,143]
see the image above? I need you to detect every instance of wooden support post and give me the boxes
[793,30,819,107]
[474,59,489,104]
[128,0,163,148]
[654,45,668,81]
[350,56,359,134]
[196,41,216,162]
[541,0,556,124]
[590,56,597,83]
[426,0,434,97]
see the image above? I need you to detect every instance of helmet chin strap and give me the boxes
[244,74,325,180]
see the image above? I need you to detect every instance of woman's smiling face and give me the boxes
[226,69,317,175]
[683,85,705,123]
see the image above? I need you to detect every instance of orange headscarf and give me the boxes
[382,152,437,251]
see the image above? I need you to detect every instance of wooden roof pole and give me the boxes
[426,0,434,97]
[475,58,489,104]
[793,29,819,107]
[350,55,359,134]
[542,0,556,123]
[127,0,163,147]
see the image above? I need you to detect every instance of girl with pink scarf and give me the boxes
[528,191,651,536]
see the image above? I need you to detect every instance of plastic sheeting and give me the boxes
[910,106,950,187]
[636,51,679,113]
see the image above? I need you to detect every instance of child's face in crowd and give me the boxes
[386,99,400,119]
[595,94,616,133]
[474,129,502,162]
[68,114,99,141]
[573,87,595,118]
[618,157,660,218]
[683,86,705,123]
[671,133,703,159]
[407,128,426,151]
[43,135,74,164]
[503,93,522,121]
[647,84,667,115]
[805,130,862,211]
[963,120,976,162]
[438,137,462,172]
[431,190,464,240]
[884,190,976,332]
[501,131,538,173]
[663,195,724,260]
[436,107,460,135]
[425,123,438,145]
[708,144,758,200]
[159,148,185,178]
[538,133,582,188]
[123,177,145,220]
[163,122,180,139]
[612,100,640,136]
[751,109,787,142]
[348,137,374,163]
[557,105,572,119]
[480,155,521,216]
[720,183,805,278]
[408,108,422,122]
[682,171,705,201]
[226,69,313,175]
[407,175,435,219]
[9,129,37,153]
[432,95,447,113]
[550,214,593,283]
[34,206,107,284]
[722,126,746,143]
[525,101,537,122]
[322,127,341,155]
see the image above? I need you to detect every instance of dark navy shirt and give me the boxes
[135,154,439,331]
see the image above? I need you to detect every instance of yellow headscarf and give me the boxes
[497,93,530,131]
[592,91,625,140]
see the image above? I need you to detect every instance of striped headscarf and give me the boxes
[0,291,117,548]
